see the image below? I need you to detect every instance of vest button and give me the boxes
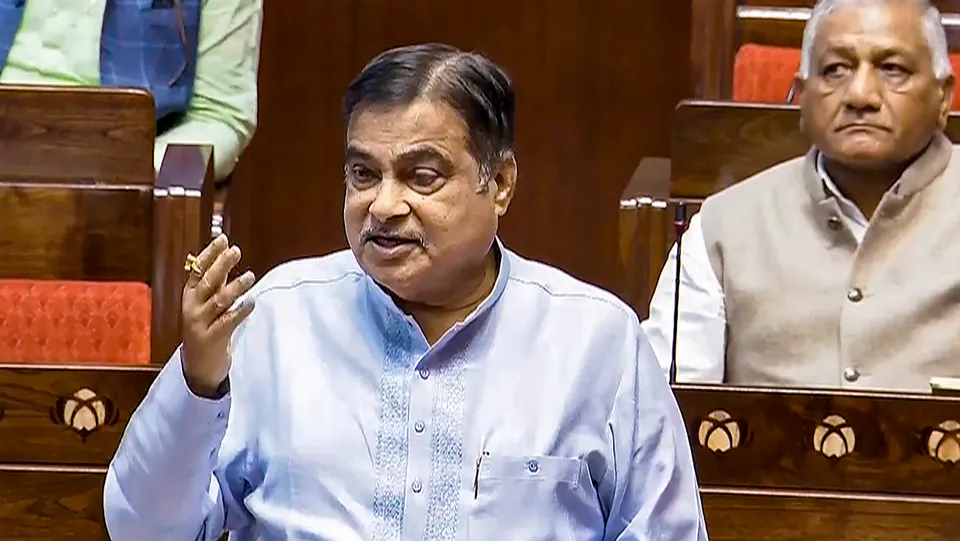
[843,367,860,382]
[827,216,842,230]
[847,288,863,302]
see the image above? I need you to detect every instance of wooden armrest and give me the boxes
[618,157,672,315]
[620,156,671,203]
[152,144,215,363]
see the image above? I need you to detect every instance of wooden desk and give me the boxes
[676,384,960,540]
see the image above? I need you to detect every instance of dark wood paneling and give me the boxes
[0,467,108,541]
[677,384,960,540]
[677,385,960,495]
[671,101,808,199]
[691,0,739,99]
[230,0,692,298]
[0,86,154,184]
[0,365,158,465]
[701,489,960,541]
[670,101,960,199]
[0,186,153,282]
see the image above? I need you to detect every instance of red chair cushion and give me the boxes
[0,279,151,364]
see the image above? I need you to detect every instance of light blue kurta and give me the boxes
[104,243,708,540]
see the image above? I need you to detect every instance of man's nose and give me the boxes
[368,178,411,221]
[843,66,882,111]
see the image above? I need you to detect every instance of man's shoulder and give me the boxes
[704,154,808,210]
[505,250,639,325]
[249,249,364,301]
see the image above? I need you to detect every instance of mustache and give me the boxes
[360,225,424,244]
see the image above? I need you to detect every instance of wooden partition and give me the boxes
[690,0,960,100]
[675,384,960,539]
[0,86,213,539]
[0,366,158,540]
[620,100,960,313]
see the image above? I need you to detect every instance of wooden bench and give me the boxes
[0,86,212,540]
[675,383,960,539]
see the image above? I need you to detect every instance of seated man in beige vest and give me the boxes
[643,0,958,391]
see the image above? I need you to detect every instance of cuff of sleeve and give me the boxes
[150,350,232,435]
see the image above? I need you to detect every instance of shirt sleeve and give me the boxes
[154,0,263,181]
[103,346,254,540]
[640,212,727,383]
[602,326,709,541]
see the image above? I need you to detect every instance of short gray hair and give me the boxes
[798,0,952,80]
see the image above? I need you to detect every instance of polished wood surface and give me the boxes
[671,101,960,199]
[229,0,693,299]
[0,87,155,283]
[0,186,153,282]
[676,384,960,540]
[0,364,160,541]
[701,490,960,540]
[0,365,158,464]
[153,143,216,362]
[0,87,214,363]
[0,85,154,183]
[0,468,108,541]
[0,87,213,539]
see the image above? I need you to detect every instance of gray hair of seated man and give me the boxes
[798,0,952,81]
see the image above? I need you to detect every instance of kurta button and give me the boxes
[843,367,860,382]
[847,288,863,302]
[827,216,841,230]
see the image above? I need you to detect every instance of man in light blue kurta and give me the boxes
[104,43,708,541]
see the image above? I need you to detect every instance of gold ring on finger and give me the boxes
[184,253,203,278]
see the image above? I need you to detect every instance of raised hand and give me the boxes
[180,234,256,397]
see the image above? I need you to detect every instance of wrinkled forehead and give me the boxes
[815,0,930,58]
[345,100,472,163]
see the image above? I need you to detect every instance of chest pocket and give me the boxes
[468,454,588,541]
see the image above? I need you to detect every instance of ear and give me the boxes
[938,75,954,129]
[490,154,517,218]
[794,74,807,132]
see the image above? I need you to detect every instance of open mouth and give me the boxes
[367,235,419,249]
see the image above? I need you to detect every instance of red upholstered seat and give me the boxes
[0,280,151,364]
[733,43,960,110]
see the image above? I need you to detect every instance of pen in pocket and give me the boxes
[473,450,489,499]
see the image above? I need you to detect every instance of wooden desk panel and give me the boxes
[701,489,959,541]
[0,365,158,465]
[0,467,108,541]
